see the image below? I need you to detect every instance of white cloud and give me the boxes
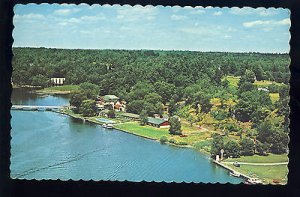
[224,35,232,39]
[14,13,45,21]
[230,7,255,15]
[230,7,281,17]
[243,20,271,27]
[278,18,291,25]
[190,9,206,15]
[243,18,291,28]
[80,15,106,22]
[53,8,80,16]
[116,5,157,22]
[56,14,106,26]
[170,14,187,21]
[180,25,236,38]
[213,11,222,16]
[258,9,278,16]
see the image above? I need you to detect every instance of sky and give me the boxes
[13,4,290,53]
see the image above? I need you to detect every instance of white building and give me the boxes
[50,78,66,86]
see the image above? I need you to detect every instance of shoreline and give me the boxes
[17,108,284,184]
[53,110,283,184]
[34,90,71,95]
[56,109,197,150]
[13,86,75,95]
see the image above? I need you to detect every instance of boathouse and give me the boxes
[119,112,140,120]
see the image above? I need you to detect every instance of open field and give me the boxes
[224,76,240,87]
[114,122,170,140]
[36,85,80,94]
[223,154,288,184]
[224,75,284,89]
[224,154,288,163]
[269,93,280,103]
[223,163,288,184]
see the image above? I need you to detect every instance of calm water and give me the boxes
[10,89,242,183]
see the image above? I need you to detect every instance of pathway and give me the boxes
[222,161,288,166]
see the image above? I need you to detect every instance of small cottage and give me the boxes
[103,95,119,103]
[147,117,170,128]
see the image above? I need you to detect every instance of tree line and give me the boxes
[13,47,290,156]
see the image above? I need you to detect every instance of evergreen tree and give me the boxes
[210,134,224,158]
[169,116,182,135]
[80,99,97,117]
[224,140,241,158]
[139,110,148,126]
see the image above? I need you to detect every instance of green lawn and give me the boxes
[269,93,280,103]
[224,154,288,163]
[254,80,283,87]
[43,85,80,92]
[253,80,272,87]
[114,121,212,149]
[114,122,170,140]
[224,75,284,90]
[224,76,240,87]
[224,163,288,184]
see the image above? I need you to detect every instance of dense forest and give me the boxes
[12,47,290,157]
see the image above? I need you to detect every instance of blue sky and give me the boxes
[13,4,290,53]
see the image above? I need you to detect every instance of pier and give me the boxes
[11,105,68,111]
[213,160,251,180]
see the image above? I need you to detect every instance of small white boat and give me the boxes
[245,178,263,185]
[102,123,113,129]
[230,171,241,177]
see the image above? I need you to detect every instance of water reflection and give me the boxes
[11,88,70,106]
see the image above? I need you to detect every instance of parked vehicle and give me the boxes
[102,123,113,129]
[233,161,240,167]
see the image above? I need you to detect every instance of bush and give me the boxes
[176,141,188,146]
[268,84,280,93]
[160,136,168,144]
[240,138,255,156]
[169,138,177,144]
[211,109,229,121]
[224,140,241,158]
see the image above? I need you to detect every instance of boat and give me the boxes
[230,171,241,177]
[245,178,263,185]
[102,123,113,129]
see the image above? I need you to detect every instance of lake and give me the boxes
[10,88,242,183]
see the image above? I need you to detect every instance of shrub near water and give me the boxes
[169,138,177,144]
[160,136,168,144]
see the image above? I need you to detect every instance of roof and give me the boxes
[147,117,168,125]
[103,95,119,101]
[119,112,140,118]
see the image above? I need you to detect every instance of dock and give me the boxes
[11,105,68,111]
[213,160,252,180]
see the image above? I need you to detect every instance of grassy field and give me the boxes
[269,93,280,103]
[223,154,288,184]
[224,76,240,87]
[224,163,288,184]
[114,121,212,150]
[224,75,283,89]
[114,122,170,140]
[42,85,80,92]
[224,154,288,163]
